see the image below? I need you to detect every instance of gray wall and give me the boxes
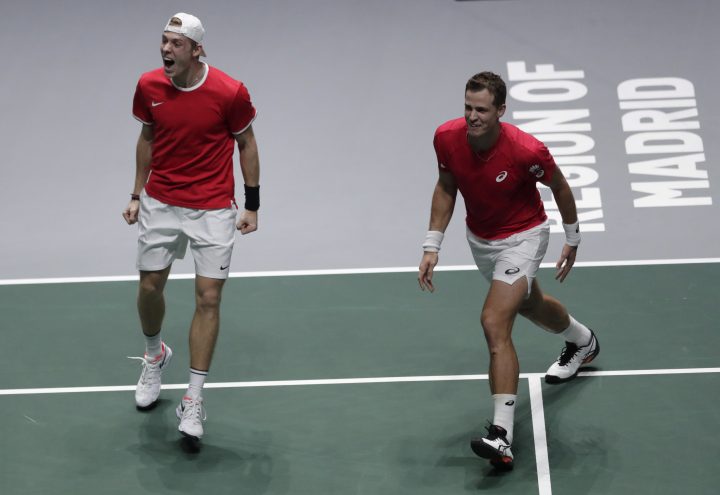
[1,0,718,279]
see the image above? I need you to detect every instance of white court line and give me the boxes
[0,374,488,396]
[2,367,719,396]
[5,368,718,495]
[529,376,552,495]
[1,258,719,285]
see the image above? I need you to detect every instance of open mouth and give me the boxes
[163,58,175,69]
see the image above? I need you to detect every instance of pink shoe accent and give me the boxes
[145,343,165,363]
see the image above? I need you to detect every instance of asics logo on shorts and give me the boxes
[496,171,508,182]
[505,267,520,275]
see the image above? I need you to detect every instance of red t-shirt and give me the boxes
[433,120,557,240]
[133,63,257,209]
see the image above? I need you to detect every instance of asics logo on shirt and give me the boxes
[529,164,544,178]
[151,101,164,107]
[496,171,508,182]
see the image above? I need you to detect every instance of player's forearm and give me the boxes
[133,137,152,194]
[238,136,260,187]
[552,183,578,225]
[428,182,456,232]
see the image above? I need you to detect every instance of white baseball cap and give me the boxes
[164,13,207,56]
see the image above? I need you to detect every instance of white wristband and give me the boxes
[423,230,444,253]
[563,221,581,247]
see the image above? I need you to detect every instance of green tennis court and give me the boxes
[1,263,719,494]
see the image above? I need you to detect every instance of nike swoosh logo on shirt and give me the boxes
[152,101,164,107]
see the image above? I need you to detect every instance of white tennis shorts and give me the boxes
[466,220,550,295]
[137,190,237,279]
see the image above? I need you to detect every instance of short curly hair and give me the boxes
[465,72,507,108]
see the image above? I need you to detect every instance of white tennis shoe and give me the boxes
[177,396,206,440]
[129,343,173,409]
[545,331,599,383]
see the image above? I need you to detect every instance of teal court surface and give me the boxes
[1,262,719,494]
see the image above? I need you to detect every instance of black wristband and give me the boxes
[244,184,260,211]
[131,194,140,201]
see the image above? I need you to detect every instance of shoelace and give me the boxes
[557,343,580,366]
[127,355,161,385]
[182,399,207,423]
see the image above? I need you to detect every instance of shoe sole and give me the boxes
[545,333,600,384]
[490,456,514,471]
[470,440,514,471]
[179,429,202,441]
[135,401,159,412]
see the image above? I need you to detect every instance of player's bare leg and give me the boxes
[177,275,226,440]
[188,275,226,371]
[132,266,173,409]
[138,266,172,335]
[481,278,529,395]
[519,279,599,383]
[518,279,569,333]
[471,277,528,470]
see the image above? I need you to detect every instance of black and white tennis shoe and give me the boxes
[545,330,599,383]
[470,424,514,471]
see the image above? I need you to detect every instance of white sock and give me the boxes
[492,394,517,444]
[559,316,592,346]
[144,333,162,359]
[186,368,207,400]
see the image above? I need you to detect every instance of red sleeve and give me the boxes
[433,130,448,170]
[132,79,152,125]
[228,83,257,134]
[532,143,557,182]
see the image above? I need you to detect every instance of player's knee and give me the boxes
[481,307,507,329]
[195,288,222,313]
[138,278,164,298]
[481,311,512,342]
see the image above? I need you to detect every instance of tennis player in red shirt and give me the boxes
[418,72,599,470]
[122,13,260,441]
